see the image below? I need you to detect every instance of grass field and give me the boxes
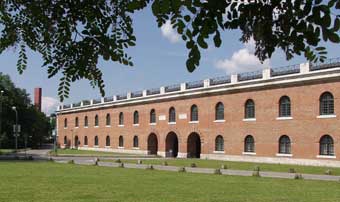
[0,162,340,202]
[50,149,146,157]
[115,158,340,176]
[0,149,14,155]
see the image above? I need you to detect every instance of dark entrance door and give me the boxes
[74,136,79,148]
[147,133,158,155]
[187,133,201,158]
[165,132,178,157]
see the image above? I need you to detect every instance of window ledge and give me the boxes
[276,117,293,120]
[189,121,199,124]
[83,145,88,147]
[168,122,176,125]
[94,145,99,148]
[94,126,99,128]
[317,115,336,119]
[214,120,225,123]
[243,152,256,155]
[213,151,225,154]
[118,146,124,149]
[133,124,140,127]
[149,123,156,126]
[84,126,88,128]
[243,118,256,122]
[118,125,124,127]
[132,147,140,150]
[105,146,111,148]
[64,127,67,129]
[74,127,79,129]
[105,125,111,127]
[276,153,293,157]
[316,155,336,159]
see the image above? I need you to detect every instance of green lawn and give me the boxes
[115,158,340,176]
[0,162,339,202]
[0,149,15,155]
[50,149,147,157]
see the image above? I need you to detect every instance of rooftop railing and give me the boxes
[93,98,102,104]
[210,76,231,86]
[116,94,127,100]
[63,104,71,109]
[83,100,91,106]
[104,97,114,102]
[186,80,204,89]
[147,88,161,95]
[165,84,181,93]
[271,64,300,77]
[238,70,263,81]
[310,57,340,71]
[131,91,143,98]
[73,102,81,107]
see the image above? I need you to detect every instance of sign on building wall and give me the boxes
[159,115,166,121]
[179,113,187,120]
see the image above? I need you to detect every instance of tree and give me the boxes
[0,0,339,101]
[0,73,50,149]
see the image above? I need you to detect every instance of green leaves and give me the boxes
[17,43,27,74]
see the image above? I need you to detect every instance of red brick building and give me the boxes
[57,59,340,167]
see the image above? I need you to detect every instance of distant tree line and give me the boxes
[0,73,51,149]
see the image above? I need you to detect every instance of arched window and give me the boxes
[244,135,255,152]
[190,104,198,121]
[94,115,99,126]
[215,102,224,120]
[150,109,156,123]
[244,99,255,119]
[279,135,291,154]
[106,113,111,126]
[84,116,88,127]
[64,118,68,128]
[215,135,224,151]
[279,96,291,117]
[94,136,99,146]
[106,135,110,147]
[119,136,124,147]
[119,112,124,125]
[320,92,334,115]
[75,117,79,127]
[169,107,176,123]
[320,135,334,156]
[63,136,67,145]
[84,136,88,146]
[133,111,139,124]
[133,136,139,147]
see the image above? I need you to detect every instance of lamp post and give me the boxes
[12,106,18,153]
[0,90,4,137]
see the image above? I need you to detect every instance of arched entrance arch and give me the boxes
[165,132,178,157]
[187,132,201,158]
[74,135,79,148]
[147,133,158,155]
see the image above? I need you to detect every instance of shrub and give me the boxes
[190,163,197,168]
[254,165,260,171]
[325,169,332,175]
[137,160,142,164]
[162,161,168,166]
[221,164,228,169]
[178,167,186,172]
[146,165,154,170]
[115,159,121,163]
[294,173,303,180]
[252,170,260,177]
[68,160,74,164]
[288,168,296,173]
[118,163,124,168]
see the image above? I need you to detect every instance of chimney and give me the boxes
[34,88,42,111]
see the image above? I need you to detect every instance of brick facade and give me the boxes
[57,62,340,166]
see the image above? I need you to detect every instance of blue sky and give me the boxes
[1,7,340,114]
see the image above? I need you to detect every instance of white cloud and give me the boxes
[215,39,270,74]
[161,20,180,43]
[42,96,59,115]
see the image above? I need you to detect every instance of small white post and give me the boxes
[127,92,131,99]
[204,79,210,87]
[142,90,147,97]
[262,68,271,79]
[160,87,165,94]
[300,62,310,74]
[180,83,186,91]
[231,74,238,83]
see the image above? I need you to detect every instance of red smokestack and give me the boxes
[34,88,42,111]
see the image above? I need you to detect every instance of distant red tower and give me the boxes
[34,88,42,111]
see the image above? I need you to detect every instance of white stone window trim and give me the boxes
[214,120,225,123]
[276,153,293,157]
[105,146,111,148]
[133,124,140,127]
[168,122,176,125]
[149,123,157,126]
[74,126,79,129]
[243,118,256,122]
[316,114,337,119]
[94,145,99,148]
[132,147,140,150]
[213,151,224,154]
[189,121,199,124]
[276,116,293,120]
[118,146,124,149]
[84,126,88,128]
[94,126,99,128]
[83,145,88,147]
[118,124,124,127]
[105,125,111,127]
[64,127,67,129]
[242,152,256,155]
[316,155,336,159]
